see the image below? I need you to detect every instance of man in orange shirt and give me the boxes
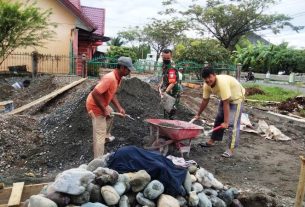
[86,56,135,158]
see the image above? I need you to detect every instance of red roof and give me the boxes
[81,6,105,36]
[57,0,95,32]
[68,0,80,10]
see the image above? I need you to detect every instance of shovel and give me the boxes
[204,125,223,136]
[111,112,135,121]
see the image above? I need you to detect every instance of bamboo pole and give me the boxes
[294,156,305,207]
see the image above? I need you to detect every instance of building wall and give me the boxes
[16,0,77,55]
[1,0,79,74]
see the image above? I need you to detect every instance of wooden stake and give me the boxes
[294,156,305,207]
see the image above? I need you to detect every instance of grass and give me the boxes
[242,83,301,102]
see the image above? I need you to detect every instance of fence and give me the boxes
[0,52,78,75]
[241,72,305,83]
[87,56,239,80]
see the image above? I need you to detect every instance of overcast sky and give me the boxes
[80,0,305,49]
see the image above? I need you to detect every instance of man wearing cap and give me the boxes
[86,56,135,158]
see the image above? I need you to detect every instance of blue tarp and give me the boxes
[107,146,187,196]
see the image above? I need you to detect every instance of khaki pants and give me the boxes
[89,106,114,158]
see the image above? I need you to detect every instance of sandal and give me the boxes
[199,142,215,147]
[221,150,233,158]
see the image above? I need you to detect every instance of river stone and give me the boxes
[195,168,223,189]
[188,191,199,207]
[70,191,90,205]
[136,192,155,207]
[231,199,244,207]
[191,182,203,193]
[81,202,107,207]
[28,194,57,207]
[79,164,88,170]
[118,174,131,191]
[101,185,120,206]
[87,159,107,172]
[126,191,137,206]
[143,180,164,200]
[157,194,179,207]
[52,168,95,195]
[23,199,30,207]
[119,195,130,207]
[94,167,119,186]
[203,189,218,197]
[188,165,198,174]
[210,196,226,207]
[197,192,212,207]
[190,174,197,183]
[228,188,239,198]
[183,171,192,194]
[129,170,151,192]
[176,196,187,207]
[218,189,234,205]
[87,183,102,203]
[46,191,70,207]
[114,181,127,196]
[41,183,53,195]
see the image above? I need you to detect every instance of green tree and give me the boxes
[107,37,125,46]
[118,27,151,59]
[0,0,56,65]
[175,38,230,78]
[118,26,144,47]
[174,38,230,64]
[232,42,305,74]
[130,44,151,60]
[142,18,187,61]
[165,0,303,51]
[106,46,137,62]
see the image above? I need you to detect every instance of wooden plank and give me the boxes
[245,99,280,104]
[294,156,305,207]
[182,82,201,89]
[0,101,13,106]
[8,78,86,115]
[7,182,24,206]
[267,111,305,123]
[0,183,47,205]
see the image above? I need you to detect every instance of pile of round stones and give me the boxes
[23,156,244,207]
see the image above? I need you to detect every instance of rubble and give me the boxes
[278,96,305,112]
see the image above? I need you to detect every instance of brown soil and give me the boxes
[0,75,304,207]
[278,96,305,112]
[245,87,265,96]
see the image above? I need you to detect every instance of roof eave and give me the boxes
[57,0,97,31]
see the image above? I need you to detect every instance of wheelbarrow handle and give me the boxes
[189,118,196,123]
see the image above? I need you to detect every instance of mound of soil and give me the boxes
[245,87,265,96]
[0,74,65,107]
[0,77,193,183]
[278,96,305,112]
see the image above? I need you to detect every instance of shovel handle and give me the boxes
[159,87,163,98]
[212,125,223,132]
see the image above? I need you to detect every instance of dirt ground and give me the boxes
[1,74,305,206]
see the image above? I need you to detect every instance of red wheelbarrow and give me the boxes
[144,119,204,157]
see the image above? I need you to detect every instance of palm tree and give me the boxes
[107,37,124,46]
